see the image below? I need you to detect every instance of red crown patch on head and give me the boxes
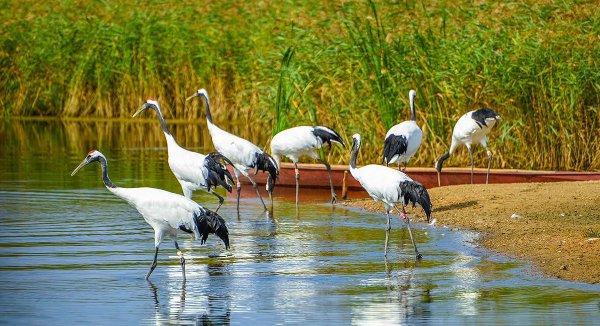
[87,150,96,155]
[147,98,156,102]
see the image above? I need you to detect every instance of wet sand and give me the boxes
[341,181,600,284]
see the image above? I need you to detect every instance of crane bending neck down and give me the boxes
[71,150,231,280]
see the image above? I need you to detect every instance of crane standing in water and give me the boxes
[349,134,432,259]
[71,150,230,280]
[133,99,234,212]
[187,89,278,211]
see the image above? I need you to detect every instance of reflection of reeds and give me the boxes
[1,1,598,170]
[3,118,272,157]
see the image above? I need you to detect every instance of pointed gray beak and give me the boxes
[132,105,148,118]
[185,93,198,101]
[71,158,89,176]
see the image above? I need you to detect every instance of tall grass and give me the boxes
[1,0,598,170]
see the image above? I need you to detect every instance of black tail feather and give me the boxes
[312,126,345,149]
[383,134,408,165]
[194,209,230,249]
[252,151,279,190]
[205,152,234,192]
[399,180,432,223]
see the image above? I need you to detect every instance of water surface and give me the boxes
[1,119,599,324]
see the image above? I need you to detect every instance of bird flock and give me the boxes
[71,88,500,279]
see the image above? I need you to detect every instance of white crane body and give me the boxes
[383,89,422,170]
[71,150,229,280]
[270,125,345,204]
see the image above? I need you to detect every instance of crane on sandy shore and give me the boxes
[270,126,345,205]
[132,98,234,212]
[349,134,432,259]
[71,150,230,280]
[435,108,500,186]
[187,89,278,211]
[382,89,423,172]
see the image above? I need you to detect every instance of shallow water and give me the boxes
[1,119,599,325]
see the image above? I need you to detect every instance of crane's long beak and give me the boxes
[132,106,147,118]
[185,93,198,102]
[71,158,89,176]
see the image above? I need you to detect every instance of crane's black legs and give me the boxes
[294,163,300,206]
[246,174,268,211]
[384,211,392,258]
[145,246,159,280]
[468,146,474,184]
[174,241,186,281]
[210,191,225,212]
[267,175,274,210]
[317,159,337,204]
[486,150,493,184]
[393,205,422,260]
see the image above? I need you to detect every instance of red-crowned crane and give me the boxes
[382,89,423,172]
[187,89,278,211]
[349,134,432,259]
[132,99,234,212]
[270,126,345,205]
[71,150,230,280]
[435,108,500,186]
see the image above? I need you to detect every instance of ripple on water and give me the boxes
[1,120,599,324]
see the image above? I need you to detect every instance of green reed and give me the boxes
[1,0,598,170]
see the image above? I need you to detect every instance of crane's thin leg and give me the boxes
[174,241,186,281]
[210,191,225,212]
[267,175,274,211]
[294,162,300,207]
[145,246,159,280]
[393,205,422,260]
[245,174,268,211]
[384,211,392,258]
[233,169,241,212]
[317,159,337,204]
[467,146,474,184]
[402,162,407,173]
[436,169,441,187]
[486,150,493,185]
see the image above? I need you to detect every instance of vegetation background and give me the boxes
[1,0,598,170]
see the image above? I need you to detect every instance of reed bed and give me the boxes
[1,0,598,170]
